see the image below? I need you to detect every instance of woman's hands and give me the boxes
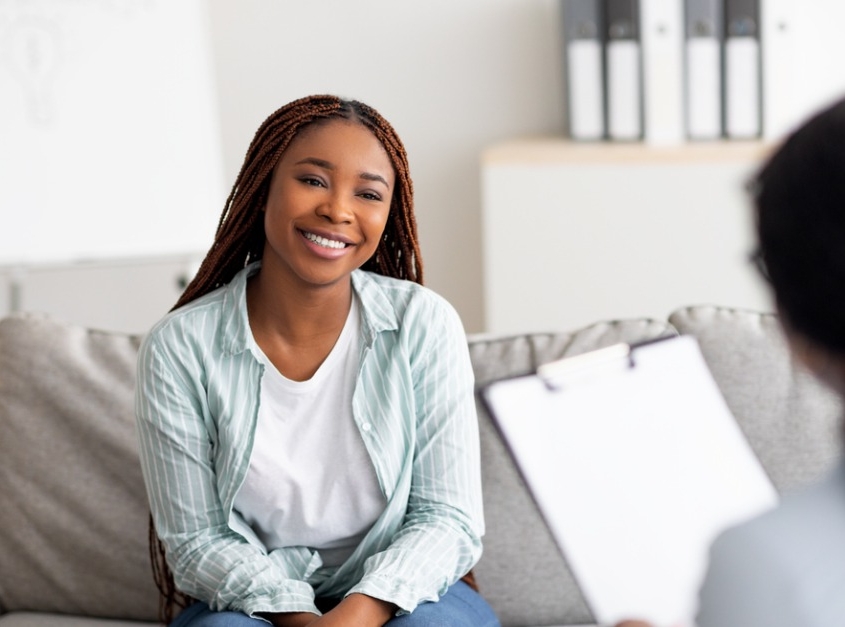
[262,611,319,627]
[314,594,396,626]
[264,594,396,627]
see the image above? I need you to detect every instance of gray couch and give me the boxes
[0,306,841,627]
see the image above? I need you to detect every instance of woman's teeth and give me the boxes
[304,231,346,249]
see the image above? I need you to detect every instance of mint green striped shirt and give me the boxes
[135,263,484,617]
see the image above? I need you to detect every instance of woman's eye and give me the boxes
[360,191,382,201]
[300,176,325,188]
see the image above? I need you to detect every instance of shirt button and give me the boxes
[361,422,372,432]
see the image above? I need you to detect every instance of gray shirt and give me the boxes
[697,460,845,627]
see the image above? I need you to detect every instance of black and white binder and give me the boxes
[605,0,642,140]
[725,0,761,138]
[562,0,606,140]
[482,335,777,627]
[684,0,723,139]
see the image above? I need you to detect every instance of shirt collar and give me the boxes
[351,269,400,346]
[219,261,260,356]
[218,262,400,355]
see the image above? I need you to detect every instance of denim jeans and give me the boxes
[170,581,500,627]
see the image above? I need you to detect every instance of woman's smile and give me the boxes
[299,228,355,259]
[300,228,352,250]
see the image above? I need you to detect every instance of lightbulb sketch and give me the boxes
[0,0,224,266]
[7,17,61,125]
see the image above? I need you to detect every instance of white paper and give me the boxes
[485,336,778,626]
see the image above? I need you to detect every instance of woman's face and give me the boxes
[261,118,395,290]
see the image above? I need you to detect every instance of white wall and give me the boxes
[4,1,845,334]
[203,1,845,334]
[204,0,565,333]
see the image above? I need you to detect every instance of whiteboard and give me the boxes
[0,0,225,265]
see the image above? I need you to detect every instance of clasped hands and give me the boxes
[263,593,396,627]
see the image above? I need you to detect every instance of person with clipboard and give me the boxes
[617,98,845,626]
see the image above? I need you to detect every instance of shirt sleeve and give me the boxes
[347,295,485,612]
[134,327,323,616]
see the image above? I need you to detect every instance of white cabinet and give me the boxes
[481,139,774,334]
[0,256,200,334]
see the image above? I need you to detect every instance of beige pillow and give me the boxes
[0,313,158,621]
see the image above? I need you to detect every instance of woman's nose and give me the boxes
[317,192,353,223]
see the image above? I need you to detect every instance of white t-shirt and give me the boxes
[234,296,386,568]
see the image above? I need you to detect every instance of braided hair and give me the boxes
[151,95,423,622]
[175,94,422,310]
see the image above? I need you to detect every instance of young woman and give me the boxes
[135,95,499,627]
[618,98,845,627]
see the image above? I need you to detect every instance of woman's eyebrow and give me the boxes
[360,171,390,188]
[296,156,390,188]
[296,156,333,169]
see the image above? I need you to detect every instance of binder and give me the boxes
[684,0,723,140]
[639,0,685,145]
[725,0,761,138]
[760,0,797,140]
[482,335,778,626]
[562,0,606,140]
[605,0,642,140]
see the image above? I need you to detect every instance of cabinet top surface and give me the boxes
[482,137,774,166]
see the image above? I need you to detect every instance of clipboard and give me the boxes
[481,335,778,627]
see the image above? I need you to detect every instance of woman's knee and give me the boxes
[170,602,263,627]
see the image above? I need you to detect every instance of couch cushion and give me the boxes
[0,313,159,621]
[668,306,843,493]
[0,612,157,626]
[469,318,677,627]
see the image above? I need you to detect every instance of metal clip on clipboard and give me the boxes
[537,343,633,391]
[536,336,679,390]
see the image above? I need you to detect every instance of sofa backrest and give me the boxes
[0,313,159,621]
[668,306,842,492]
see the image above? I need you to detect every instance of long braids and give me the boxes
[151,95,423,623]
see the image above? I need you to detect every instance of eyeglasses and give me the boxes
[748,248,771,283]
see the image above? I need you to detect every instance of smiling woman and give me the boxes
[134,95,499,627]
[259,120,395,296]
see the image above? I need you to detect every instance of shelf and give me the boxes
[482,137,774,166]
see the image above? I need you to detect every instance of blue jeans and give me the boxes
[170,581,499,627]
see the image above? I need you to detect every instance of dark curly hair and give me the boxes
[751,97,845,355]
